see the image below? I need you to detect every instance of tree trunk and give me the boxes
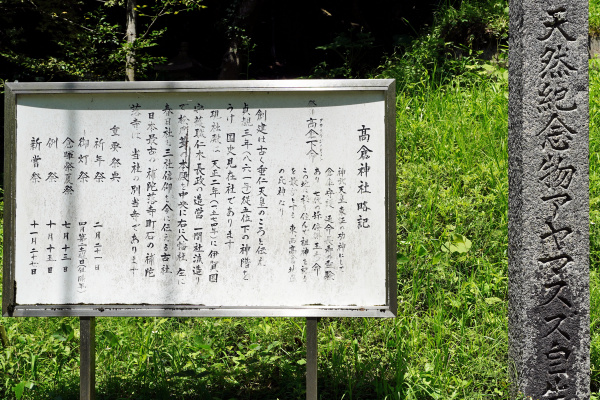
[126,0,136,81]
[218,0,260,80]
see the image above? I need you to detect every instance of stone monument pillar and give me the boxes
[509,0,590,398]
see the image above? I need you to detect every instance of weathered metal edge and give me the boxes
[2,85,17,317]
[5,79,396,94]
[5,79,398,319]
[384,80,398,317]
[11,305,396,318]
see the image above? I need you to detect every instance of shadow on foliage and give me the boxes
[27,357,404,400]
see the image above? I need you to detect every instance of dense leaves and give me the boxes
[3,0,600,399]
[0,0,513,86]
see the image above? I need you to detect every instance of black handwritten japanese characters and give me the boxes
[27,219,104,294]
[509,1,589,398]
[14,90,389,308]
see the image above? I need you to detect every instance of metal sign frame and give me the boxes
[3,79,397,318]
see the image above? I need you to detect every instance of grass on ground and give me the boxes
[0,58,599,400]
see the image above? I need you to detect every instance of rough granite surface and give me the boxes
[508,0,590,398]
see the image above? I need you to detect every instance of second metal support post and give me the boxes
[306,317,318,400]
[80,317,96,400]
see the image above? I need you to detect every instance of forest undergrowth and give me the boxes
[1,0,600,399]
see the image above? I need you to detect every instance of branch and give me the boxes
[27,0,96,33]
[139,4,168,40]
[55,15,96,33]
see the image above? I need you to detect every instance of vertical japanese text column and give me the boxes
[508,0,590,398]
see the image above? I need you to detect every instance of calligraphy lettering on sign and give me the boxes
[537,82,577,113]
[541,192,572,220]
[305,102,323,161]
[538,253,573,275]
[532,4,583,397]
[540,280,571,308]
[539,45,576,79]
[23,218,103,291]
[537,154,575,189]
[538,7,576,42]
[545,341,571,375]
[543,313,571,340]
[540,220,572,254]
[355,125,373,232]
[537,114,576,151]
[13,83,392,310]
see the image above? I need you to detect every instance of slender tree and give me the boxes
[218,0,260,80]
[126,0,137,81]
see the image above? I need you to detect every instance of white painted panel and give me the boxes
[14,89,388,307]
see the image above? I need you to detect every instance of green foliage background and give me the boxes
[0,0,599,399]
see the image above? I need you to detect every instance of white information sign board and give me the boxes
[3,80,396,317]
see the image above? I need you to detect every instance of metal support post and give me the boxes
[80,317,96,400]
[306,317,318,400]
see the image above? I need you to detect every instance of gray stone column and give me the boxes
[508,0,590,400]
[509,0,590,399]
